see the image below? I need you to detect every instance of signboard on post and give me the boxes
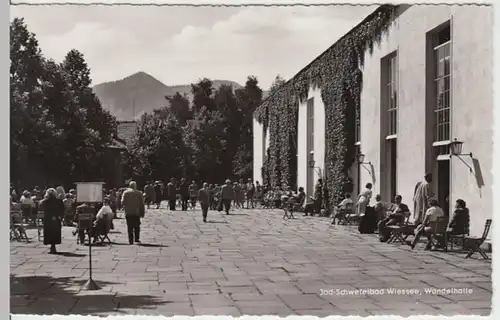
[76,182,105,203]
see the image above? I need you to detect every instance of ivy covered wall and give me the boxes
[254,5,397,205]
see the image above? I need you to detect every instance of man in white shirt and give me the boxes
[410,198,445,250]
[331,194,354,224]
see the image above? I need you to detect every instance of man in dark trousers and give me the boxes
[154,181,163,209]
[166,178,176,211]
[198,182,210,223]
[121,181,145,244]
[144,182,155,209]
[220,179,235,215]
[179,178,189,211]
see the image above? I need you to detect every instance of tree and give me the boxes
[191,78,216,113]
[10,18,119,188]
[127,108,186,185]
[183,106,226,183]
[233,76,263,179]
[61,49,117,181]
[166,92,191,125]
[10,18,48,187]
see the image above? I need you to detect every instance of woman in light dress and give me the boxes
[356,183,373,216]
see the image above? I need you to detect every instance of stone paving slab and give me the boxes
[10,204,492,316]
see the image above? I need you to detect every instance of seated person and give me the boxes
[373,194,386,222]
[273,188,282,208]
[410,198,445,250]
[20,190,35,221]
[331,194,354,224]
[93,198,113,242]
[378,195,410,242]
[447,199,470,235]
[296,187,306,208]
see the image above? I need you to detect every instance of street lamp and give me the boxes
[449,138,474,172]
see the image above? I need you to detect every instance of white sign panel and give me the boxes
[76,182,104,203]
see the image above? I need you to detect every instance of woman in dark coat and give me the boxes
[40,188,64,254]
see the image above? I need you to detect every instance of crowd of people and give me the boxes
[329,173,471,251]
[10,172,471,254]
[9,177,265,253]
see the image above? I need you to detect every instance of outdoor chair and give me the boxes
[94,218,112,245]
[10,210,30,242]
[447,233,468,251]
[463,219,491,259]
[283,198,302,220]
[387,212,416,244]
[336,203,357,225]
[36,210,44,241]
[21,204,34,224]
[427,216,449,251]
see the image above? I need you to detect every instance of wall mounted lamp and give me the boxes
[356,152,372,176]
[356,153,371,166]
[449,138,474,172]
[308,151,322,176]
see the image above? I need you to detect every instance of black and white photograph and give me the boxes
[9,1,493,317]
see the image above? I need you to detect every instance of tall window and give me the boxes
[387,54,398,137]
[434,25,451,143]
[355,118,360,143]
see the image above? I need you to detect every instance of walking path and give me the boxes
[10,205,492,316]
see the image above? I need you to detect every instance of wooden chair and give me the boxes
[282,199,295,220]
[336,202,357,225]
[464,219,492,259]
[387,211,415,244]
[10,210,30,242]
[76,213,94,245]
[95,218,112,245]
[446,221,469,251]
[428,216,449,251]
[36,211,44,241]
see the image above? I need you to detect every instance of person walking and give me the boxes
[166,178,176,211]
[154,181,163,209]
[121,181,145,244]
[220,179,235,215]
[246,178,255,209]
[198,182,210,222]
[189,181,198,209]
[40,188,64,254]
[413,173,433,225]
[144,182,155,209]
[179,178,189,211]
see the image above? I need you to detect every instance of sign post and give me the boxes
[75,182,105,291]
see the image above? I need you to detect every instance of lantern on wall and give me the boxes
[449,138,474,172]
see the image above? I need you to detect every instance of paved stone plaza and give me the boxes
[10,205,492,316]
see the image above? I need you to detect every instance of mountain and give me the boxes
[92,72,244,121]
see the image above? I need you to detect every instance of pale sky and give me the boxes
[10,4,376,89]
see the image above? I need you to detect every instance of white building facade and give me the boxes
[253,5,493,238]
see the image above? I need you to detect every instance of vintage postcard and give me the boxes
[9,0,493,317]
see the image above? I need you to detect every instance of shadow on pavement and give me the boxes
[207,220,228,224]
[138,243,169,248]
[10,275,169,315]
[53,252,87,258]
